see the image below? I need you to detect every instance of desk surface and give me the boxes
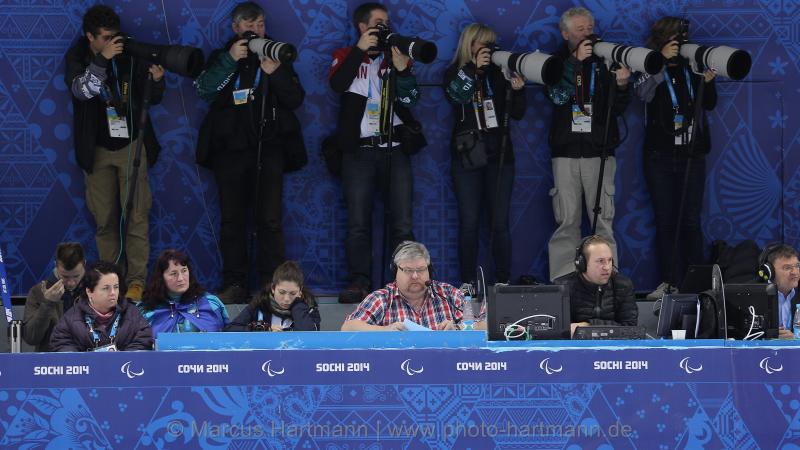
[1,333,798,449]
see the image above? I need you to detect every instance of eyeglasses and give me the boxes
[397,266,428,276]
[781,263,800,272]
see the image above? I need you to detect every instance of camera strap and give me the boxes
[574,62,596,116]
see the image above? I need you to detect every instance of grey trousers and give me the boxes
[548,157,618,281]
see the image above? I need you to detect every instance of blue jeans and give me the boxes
[342,146,414,285]
[644,151,706,285]
[451,161,514,283]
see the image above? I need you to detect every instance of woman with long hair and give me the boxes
[442,23,526,288]
[139,249,229,337]
[225,260,320,331]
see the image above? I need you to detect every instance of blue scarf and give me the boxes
[147,294,222,336]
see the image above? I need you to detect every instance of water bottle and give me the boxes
[461,294,475,330]
[793,304,800,339]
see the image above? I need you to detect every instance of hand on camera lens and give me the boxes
[228,39,249,61]
[391,46,409,71]
[260,56,280,74]
[474,47,491,69]
[148,65,165,82]
[613,65,631,86]
[661,40,679,60]
[357,27,379,52]
[509,72,525,90]
[703,68,716,83]
[575,39,593,61]
[101,36,124,60]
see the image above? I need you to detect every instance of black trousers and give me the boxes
[212,145,285,288]
[644,151,706,285]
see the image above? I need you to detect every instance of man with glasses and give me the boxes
[762,244,800,339]
[341,241,465,331]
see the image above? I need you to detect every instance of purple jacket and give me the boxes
[49,297,154,352]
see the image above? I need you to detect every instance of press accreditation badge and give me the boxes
[232,88,250,105]
[365,97,381,135]
[571,103,592,133]
[106,106,129,139]
[94,343,117,352]
[483,98,499,129]
[674,114,693,146]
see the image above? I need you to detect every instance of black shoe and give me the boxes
[338,283,368,304]
[218,284,249,305]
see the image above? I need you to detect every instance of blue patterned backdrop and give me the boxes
[0,0,793,294]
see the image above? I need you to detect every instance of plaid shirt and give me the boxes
[346,281,464,329]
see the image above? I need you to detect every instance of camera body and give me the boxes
[369,23,437,63]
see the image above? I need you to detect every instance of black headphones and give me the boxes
[574,235,595,273]
[757,243,783,282]
[389,241,434,277]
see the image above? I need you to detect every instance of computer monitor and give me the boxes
[724,283,778,340]
[487,284,571,341]
[656,294,701,339]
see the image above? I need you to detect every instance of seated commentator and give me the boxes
[556,235,638,335]
[139,249,229,337]
[49,261,153,351]
[341,241,465,331]
[225,260,320,331]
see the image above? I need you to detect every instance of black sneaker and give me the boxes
[218,284,250,305]
[338,283,368,304]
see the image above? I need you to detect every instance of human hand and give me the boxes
[228,39,249,61]
[43,279,65,303]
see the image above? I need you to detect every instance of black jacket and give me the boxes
[225,297,320,331]
[49,297,154,352]
[195,38,305,164]
[546,44,631,158]
[557,271,638,326]
[635,62,717,155]
[65,37,165,173]
[442,63,526,164]
[329,46,420,151]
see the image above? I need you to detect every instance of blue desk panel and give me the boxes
[1,334,799,449]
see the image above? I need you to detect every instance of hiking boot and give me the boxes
[126,282,144,302]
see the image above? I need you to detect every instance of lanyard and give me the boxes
[484,72,494,98]
[664,67,693,111]
[234,67,262,91]
[588,63,596,98]
[85,311,121,345]
[100,60,123,104]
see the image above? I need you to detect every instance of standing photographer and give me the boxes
[329,2,422,304]
[635,17,717,298]
[545,7,631,282]
[195,1,305,304]
[65,5,165,301]
[443,24,526,287]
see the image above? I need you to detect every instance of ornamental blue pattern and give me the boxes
[0,0,793,297]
